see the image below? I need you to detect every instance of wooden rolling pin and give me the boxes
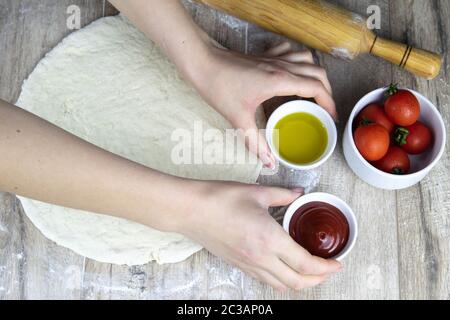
[195,0,442,79]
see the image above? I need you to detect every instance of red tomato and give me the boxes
[354,124,390,161]
[373,146,410,175]
[356,103,394,133]
[394,121,433,154]
[384,85,420,126]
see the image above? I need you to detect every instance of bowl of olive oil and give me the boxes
[266,100,337,170]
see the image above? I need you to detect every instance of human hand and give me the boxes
[176,181,342,291]
[110,0,336,168]
[192,41,337,168]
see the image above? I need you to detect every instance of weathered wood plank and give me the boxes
[390,0,450,300]
[103,0,118,17]
[247,0,400,300]
[0,0,108,103]
[0,0,448,300]
[0,0,114,300]
[21,207,84,299]
[0,193,24,299]
[317,0,399,300]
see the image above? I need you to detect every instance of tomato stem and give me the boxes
[392,167,405,175]
[359,117,374,126]
[394,127,409,146]
[386,83,398,97]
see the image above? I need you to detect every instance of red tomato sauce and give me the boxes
[289,201,349,259]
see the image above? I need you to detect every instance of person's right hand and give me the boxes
[188,41,337,169]
[177,181,342,291]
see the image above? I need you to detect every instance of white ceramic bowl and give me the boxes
[266,100,337,170]
[283,193,358,261]
[343,88,446,190]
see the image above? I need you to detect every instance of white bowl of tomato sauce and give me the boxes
[283,192,358,262]
[343,87,446,190]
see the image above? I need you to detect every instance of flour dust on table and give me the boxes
[15,15,262,265]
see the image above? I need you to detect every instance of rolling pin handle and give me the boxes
[370,37,442,80]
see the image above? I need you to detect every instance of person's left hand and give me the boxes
[191,41,337,168]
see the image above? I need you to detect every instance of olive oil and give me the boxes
[274,112,328,165]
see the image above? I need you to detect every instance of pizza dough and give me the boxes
[16,15,262,265]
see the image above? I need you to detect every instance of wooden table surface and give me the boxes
[0,0,449,300]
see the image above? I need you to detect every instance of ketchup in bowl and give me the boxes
[289,201,349,259]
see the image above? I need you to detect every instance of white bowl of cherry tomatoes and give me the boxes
[343,85,446,190]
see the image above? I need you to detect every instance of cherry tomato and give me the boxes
[394,121,433,154]
[384,84,420,126]
[356,103,394,133]
[354,124,390,161]
[373,146,410,175]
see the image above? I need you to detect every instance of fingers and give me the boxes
[262,186,304,207]
[266,257,328,290]
[278,236,342,275]
[264,41,292,57]
[264,43,314,65]
[277,51,315,64]
[227,256,289,292]
[236,117,276,169]
[254,269,288,292]
[262,47,337,120]
[271,74,338,121]
[274,61,333,94]
[300,78,337,120]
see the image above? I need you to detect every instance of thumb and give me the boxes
[236,116,276,169]
[264,186,304,207]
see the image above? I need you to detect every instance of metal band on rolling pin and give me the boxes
[400,46,413,68]
[369,35,378,54]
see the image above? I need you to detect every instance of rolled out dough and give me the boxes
[16,15,262,265]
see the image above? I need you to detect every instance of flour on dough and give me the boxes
[16,15,263,265]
